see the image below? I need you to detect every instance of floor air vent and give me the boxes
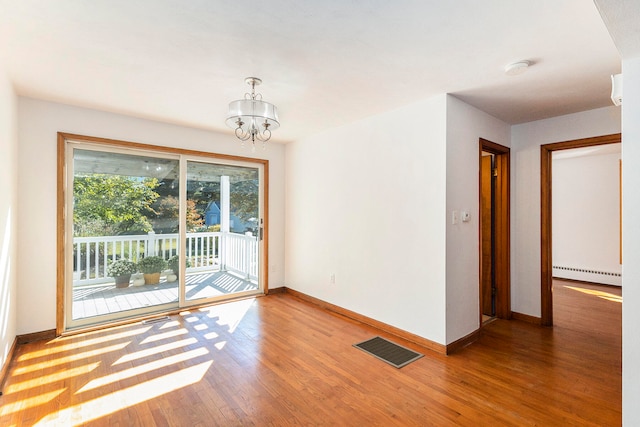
[142,316,170,324]
[353,336,423,368]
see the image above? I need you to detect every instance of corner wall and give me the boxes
[445,96,510,343]
[16,98,286,335]
[285,95,449,344]
[0,65,18,374]
[510,106,621,317]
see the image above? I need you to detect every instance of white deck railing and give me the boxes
[73,231,258,286]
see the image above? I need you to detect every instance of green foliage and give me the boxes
[74,170,257,238]
[137,256,166,274]
[187,179,258,232]
[74,174,160,236]
[167,255,191,273]
[107,259,138,277]
[74,218,120,237]
[154,195,179,222]
[187,180,219,220]
[230,180,259,227]
[151,195,203,232]
[192,224,221,233]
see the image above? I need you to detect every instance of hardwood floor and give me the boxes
[0,281,621,426]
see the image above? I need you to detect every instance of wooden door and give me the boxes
[479,139,510,322]
[480,154,494,316]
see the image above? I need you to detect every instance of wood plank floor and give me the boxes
[0,280,621,426]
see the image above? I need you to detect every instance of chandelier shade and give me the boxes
[226,77,279,147]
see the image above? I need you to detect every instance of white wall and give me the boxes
[622,57,640,426]
[16,98,286,335]
[510,106,621,317]
[552,149,621,285]
[445,96,510,343]
[0,65,18,374]
[285,95,449,344]
[284,94,510,346]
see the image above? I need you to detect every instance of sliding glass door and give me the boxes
[182,160,262,304]
[64,138,265,331]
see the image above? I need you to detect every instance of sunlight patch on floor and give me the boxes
[6,363,100,393]
[3,298,258,425]
[33,361,213,426]
[159,320,181,329]
[0,389,65,417]
[77,347,209,393]
[139,328,188,344]
[17,327,150,361]
[564,285,622,303]
[204,331,219,340]
[113,338,198,365]
[201,297,255,333]
[13,342,130,375]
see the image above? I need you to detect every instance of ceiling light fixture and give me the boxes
[504,60,531,76]
[226,77,280,150]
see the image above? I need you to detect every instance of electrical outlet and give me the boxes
[330,273,336,284]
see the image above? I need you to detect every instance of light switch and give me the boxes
[452,210,458,225]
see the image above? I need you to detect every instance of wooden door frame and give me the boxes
[479,139,511,321]
[540,133,621,326]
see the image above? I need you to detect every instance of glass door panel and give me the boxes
[184,161,261,304]
[64,138,266,332]
[69,147,180,328]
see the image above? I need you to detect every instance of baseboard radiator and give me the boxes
[553,265,621,286]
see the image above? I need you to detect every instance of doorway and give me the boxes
[479,139,510,323]
[540,133,621,326]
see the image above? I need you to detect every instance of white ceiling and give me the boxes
[594,0,640,59]
[0,0,622,143]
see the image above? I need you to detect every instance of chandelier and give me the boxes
[226,77,280,149]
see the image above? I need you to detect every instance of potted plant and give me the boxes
[137,256,166,285]
[167,255,191,276]
[107,258,138,288]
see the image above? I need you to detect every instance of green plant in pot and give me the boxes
[137,256,166,285]
[167,255,191,276]
[107,259,137,288]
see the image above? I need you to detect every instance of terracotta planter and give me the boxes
[114,274,132,288]
[143,272,161,285]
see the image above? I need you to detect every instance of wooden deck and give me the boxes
[73,271,258,319]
